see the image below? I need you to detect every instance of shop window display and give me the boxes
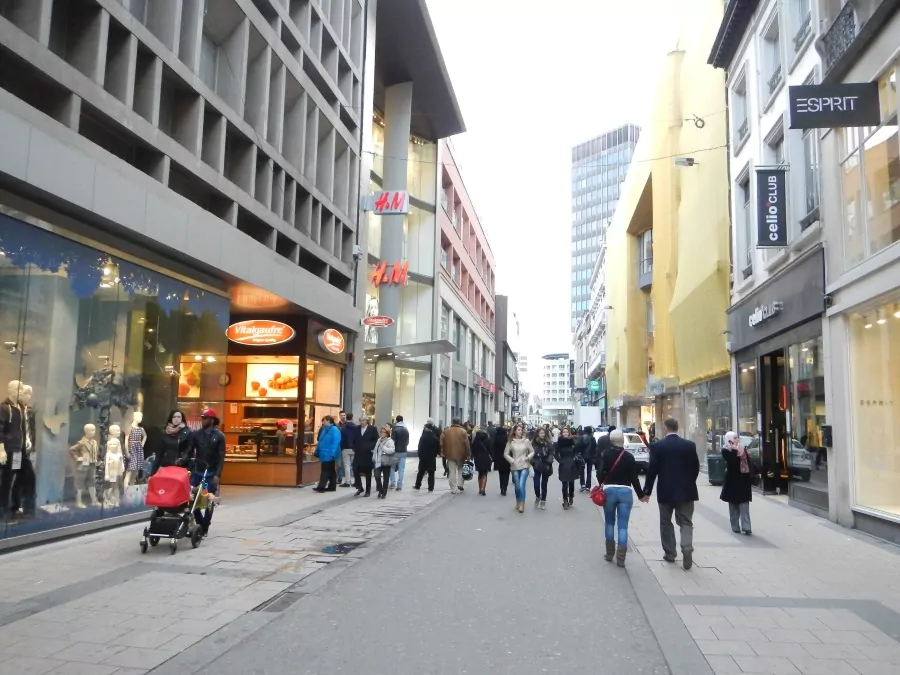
[0,214,228,539]
[849,299,900,517]
[788,338,826,491]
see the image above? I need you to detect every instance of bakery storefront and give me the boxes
[727,248,829,512]
[0,208,349,544]
[218,317,347,488]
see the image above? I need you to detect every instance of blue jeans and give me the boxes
[603,486,634,547]
[511,469,529,502]
[389,453,408,488]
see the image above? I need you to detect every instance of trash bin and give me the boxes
[707,453,726,485]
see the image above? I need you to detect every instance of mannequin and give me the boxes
[12,384,36,515]
[103,424,125,508]
[0,381,26,513]
[68,424,100,508]
[124,412,147,487]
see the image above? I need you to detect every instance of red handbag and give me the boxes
[590,450,627,507]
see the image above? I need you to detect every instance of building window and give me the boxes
[790,0,812,57]
[453,317,463,361]
[788,337,826,493]
[737,361,758,438]
[646,299,654,336]
[802,127,820,223]
[739,177,753,278]
[452,382,462,422]
[639,229,653,276]
[441,304,450,340]
[440,247,448,270]
[848,297,900,517]
[199,32,218,90]
[840,62,900,268]
[732,75,749,145]
[762,14,783,98]
[468,386,475,424]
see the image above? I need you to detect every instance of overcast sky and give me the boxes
[425,0,677,394]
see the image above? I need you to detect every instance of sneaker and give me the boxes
[458,485,464,492]
[683,551,693,570]
[663,554,676,563]
[450,490,459,495]
[534,497,540,507]
[540,501,546,510]
[340,483,352,488]
[312,488,326,493]
[395,486,402,491]
[413,485,421,490]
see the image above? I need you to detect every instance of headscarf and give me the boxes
[725,431,750,474]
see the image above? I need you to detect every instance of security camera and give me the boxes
[674,157,698,167]
[823,294,833,308]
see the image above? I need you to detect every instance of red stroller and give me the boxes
[140,466,207,554]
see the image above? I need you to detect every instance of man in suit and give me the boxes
[643,418,700,570]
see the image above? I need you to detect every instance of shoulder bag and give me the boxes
[590,450,627,507]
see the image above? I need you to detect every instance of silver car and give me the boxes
[741,436,812,482]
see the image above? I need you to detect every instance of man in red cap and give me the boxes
[189,408,226,536]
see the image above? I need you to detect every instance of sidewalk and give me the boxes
[0,459,443,675]
[626,481,900,675]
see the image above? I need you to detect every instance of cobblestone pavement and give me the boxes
[0,459,445,675]
[627,481,900,675]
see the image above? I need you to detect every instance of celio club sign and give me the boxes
[756,168,787,247]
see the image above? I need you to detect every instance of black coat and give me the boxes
[576,433,597,462]
[720,449,753,504]
[644,434,700,503]
[416,425,440,471]
[157,426,191,467]
[555,437,579,482]
[532,438,554,476]
[352,425,379,470]
[491,428,509,472]
[472,430,492,473]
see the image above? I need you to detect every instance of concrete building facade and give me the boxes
[540,353,572,425]
[494,295,518,425]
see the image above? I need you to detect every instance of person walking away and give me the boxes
[491,425,510,496]
[373,424,397,498]
[578,426,598,493]
[414,419,440,492]
[389,415,410,490]
[339,413,357,487]
[550,425,561,444]
[597,430,649,567]
[440,418,470,495]
[643,418,700,569]
[530,427,553,510]
[188,409,226,536]
[335,410,347,483]
[503,423,534,513]
[472,426,492,496]
[352,415,378,497]
[486,420,497,448]
[313,416,341,492]
[720,431,753,534]
[555,427,578,510]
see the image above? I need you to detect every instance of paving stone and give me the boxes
[733,655,802,674]
[0,655,64,675]
[763,629,822,644]
[1,637,74,658]
[713,626,771,642]
[845,660,900,675]
[696,639,756,656]
[787,657,866,675]
[801,644,868,660]
[810,630,875,646]
[704,655,742,674]
[750,642,812,659]
[852,645,900,661]
[45,662,120,675]
[101,647,177,670]
[50,642,127,664]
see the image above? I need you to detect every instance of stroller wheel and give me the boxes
[169,541,177,555]
[190,527,201,549]
[140,540,148,554]
[149,536,160,547]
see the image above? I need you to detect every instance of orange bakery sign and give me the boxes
[318,328,346,354]
[226,320,296,346]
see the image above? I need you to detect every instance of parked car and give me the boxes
[622,432,650,472]
[742,436,812,481]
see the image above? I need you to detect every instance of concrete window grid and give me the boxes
[0,0,364,295]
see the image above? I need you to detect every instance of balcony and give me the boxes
[638,257,653,290]
[821,2,857,74]
[792,13,812,53]
[735,118,749,145]
[767,64,783,95]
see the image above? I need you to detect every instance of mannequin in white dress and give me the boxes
[124,412,147,487]
[104,424,125,507]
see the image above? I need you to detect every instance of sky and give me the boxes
[425,0,678,395]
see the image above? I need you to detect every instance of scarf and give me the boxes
[165,423,185,436]
[725,432,749,474]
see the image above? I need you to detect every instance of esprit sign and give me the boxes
[317,328,345,354]
[362,315,394,328]
[788,82,880,129]
[755,168,787,247]
[748,301,784,328]
[226,320,295,346]
[371,261,408,287]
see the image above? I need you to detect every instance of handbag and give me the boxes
[573,453,586,475]
[590,450,627,507]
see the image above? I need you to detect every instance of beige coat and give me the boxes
[504,438,534,471]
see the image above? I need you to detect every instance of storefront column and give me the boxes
[370,82,412,425]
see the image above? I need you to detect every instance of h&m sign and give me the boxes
[788,82,880,129]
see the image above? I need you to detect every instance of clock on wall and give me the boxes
[218,373,231,386]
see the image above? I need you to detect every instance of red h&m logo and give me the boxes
[370,261,409,287]
[373,191,409,215]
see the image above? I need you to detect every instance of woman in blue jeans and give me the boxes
[596,429,649,567]
[503,423,534,514]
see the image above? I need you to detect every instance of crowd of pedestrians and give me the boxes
[314,411,761,573]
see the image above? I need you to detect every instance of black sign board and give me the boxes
[512,383,519,401]
[788,83,880,129]
[756,168,787,247]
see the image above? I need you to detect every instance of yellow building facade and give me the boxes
[606,0,732,447]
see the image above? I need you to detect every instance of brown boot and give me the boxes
[604,541,615,562]
[616,545,627,567]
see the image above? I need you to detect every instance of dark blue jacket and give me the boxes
[643,434,700,503]
[340,422,357,450]
[317,424,342,462]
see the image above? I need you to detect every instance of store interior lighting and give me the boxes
[877,309,888,325]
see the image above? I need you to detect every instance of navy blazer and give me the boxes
[643,433,700,504]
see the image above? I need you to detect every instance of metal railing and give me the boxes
[792,13,812,52]
[767,65,783,95]
[822,2,857,72]
[736,118,749,143]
